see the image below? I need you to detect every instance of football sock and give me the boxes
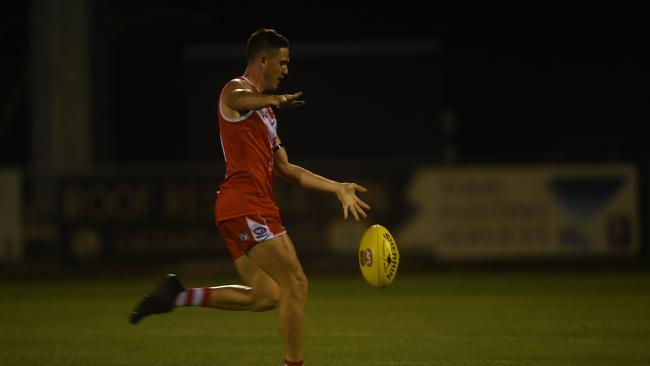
[284,359,303,366]
[174,288,211,307]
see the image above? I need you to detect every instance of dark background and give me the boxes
[1,1,646,166]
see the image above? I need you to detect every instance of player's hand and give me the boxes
[274,92,305,109]
[336,182,371,221]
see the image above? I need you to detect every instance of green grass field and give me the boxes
[1,270,650,366]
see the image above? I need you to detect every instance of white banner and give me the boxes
[398,164,639,260]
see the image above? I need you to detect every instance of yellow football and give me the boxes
[358,224,399,288]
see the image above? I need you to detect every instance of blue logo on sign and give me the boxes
[548,176,624,249]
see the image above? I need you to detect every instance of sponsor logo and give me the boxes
[382,232,398,280]
[246,217,271,242]
[363,249,373,267]
[253,226,268,238]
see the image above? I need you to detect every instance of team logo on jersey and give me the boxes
[246,217,271,242]
[256,108,277,142]
[239,232,249,241]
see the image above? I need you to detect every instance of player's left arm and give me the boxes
[272,136,370,221]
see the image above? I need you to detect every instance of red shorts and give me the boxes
[217,214,287,259]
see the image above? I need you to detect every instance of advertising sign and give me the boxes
[398,164,639,260]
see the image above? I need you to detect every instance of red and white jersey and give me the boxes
[215,76,280,222]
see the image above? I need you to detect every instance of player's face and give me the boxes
[264,47,289,91]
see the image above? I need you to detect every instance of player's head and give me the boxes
[246,28,290,91]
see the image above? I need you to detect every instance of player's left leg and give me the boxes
[178,253,281,311]
[215,252,282,310]
[129,253,282,324]
[129,273,185,324]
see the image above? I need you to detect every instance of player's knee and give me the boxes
[287,271,308,300]
[249,284,280,311]
[250,286,281,311]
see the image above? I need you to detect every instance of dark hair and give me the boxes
[246,29,289,64]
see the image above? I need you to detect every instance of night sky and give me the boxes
[0,2,645,164]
